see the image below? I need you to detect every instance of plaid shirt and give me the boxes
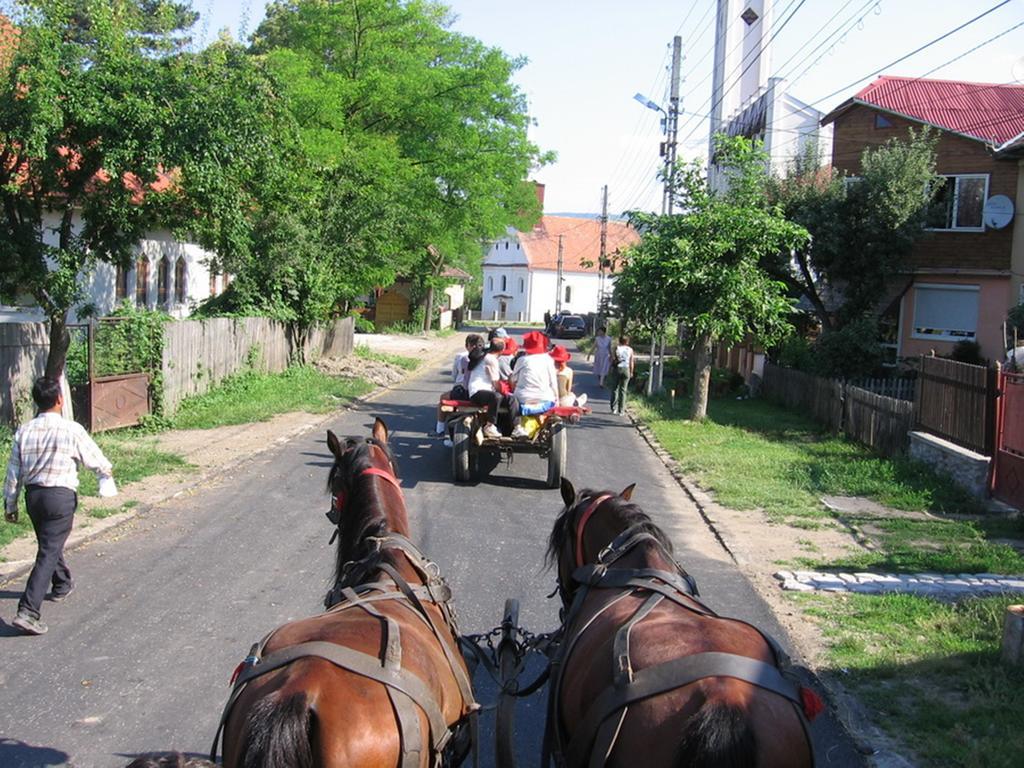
[4,412,113,511]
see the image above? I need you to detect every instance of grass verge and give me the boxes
[171,365,374,429]
[797,591,1024,767]
[353,344,420,371]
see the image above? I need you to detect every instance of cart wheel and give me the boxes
[496,598,520,768]
[546,420,567,489]
[452,419,471,482]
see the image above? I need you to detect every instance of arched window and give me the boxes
[136,258,149,306]
[115,264,128,301]
[488,276,493,291]
[519,277,524,293]
[157,256,170,306]
[501,275,507,291]
[175,259,187,304]
[564,285,572,304]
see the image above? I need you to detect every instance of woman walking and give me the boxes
[589,326,612,386]
[610,335,634,415]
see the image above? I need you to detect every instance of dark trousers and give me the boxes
[470,390,500,423]
[18,485,76,619]
[612,373,631,414]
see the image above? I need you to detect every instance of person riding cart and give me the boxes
[508,331,558,439]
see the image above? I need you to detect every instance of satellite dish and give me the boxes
[984,195,1014,229]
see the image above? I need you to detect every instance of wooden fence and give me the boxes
[847,376,916,401]
[161,316,353,415]
[913,355,995,456]
[762,363,912,457]
[0,323,50,425]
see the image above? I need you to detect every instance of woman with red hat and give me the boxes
[508,331,558,438]
[551,345,588,408]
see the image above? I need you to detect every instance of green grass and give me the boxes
[631,394,1022,574]
[353,344,420,371]
[0,425,186,553]
[171,365,374,429]
[796,592,1024,767]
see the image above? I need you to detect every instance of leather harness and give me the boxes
[211,466,479,768]
[545,518,814,768]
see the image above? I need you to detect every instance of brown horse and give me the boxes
[214,419,477,768]
[544,479,817,768]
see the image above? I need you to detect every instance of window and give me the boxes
[928,175,988,231]
[209,272,218,297]
[136,258,149,306]
[519,277,524,294]
[501,275,507,291]
[158,256,170,306]
[115,264,128,301]
[488,276,493,291]
[564,285,572,304]
[504,241,509,250]
[912,284,979,342]
[874,113,893,129]
[175,259,187,304]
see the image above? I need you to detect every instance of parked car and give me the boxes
[550,314,586,339]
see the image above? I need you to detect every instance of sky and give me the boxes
[199,0,1024,215]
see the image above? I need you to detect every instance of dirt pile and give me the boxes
[316,356,408,388]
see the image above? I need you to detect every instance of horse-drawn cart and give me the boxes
[439,399,589,488]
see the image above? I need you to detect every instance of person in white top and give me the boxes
[434,333,483,436]
[509,331,559,438]
[588,326,612,387]
[611,335,635,415]
[467,338,504,439]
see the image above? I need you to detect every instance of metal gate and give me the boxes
[992,371,1024,509]
[69,320,151,432]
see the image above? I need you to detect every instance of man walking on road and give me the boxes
[4,377,116,635]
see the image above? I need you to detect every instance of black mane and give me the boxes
[546,487,673,569]
[327,436,400,589]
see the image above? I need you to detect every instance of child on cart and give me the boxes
[551,345,588,408]
[508,331,559,439]
[434,333,483,437]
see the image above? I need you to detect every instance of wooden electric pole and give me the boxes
[598,185,608,328]
[555,234,564,315]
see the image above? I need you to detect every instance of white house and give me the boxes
[481,214,639,323]
[0,213,225,323]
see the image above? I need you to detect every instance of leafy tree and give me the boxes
[249,0,549,323]
[619,136,809,420]
[0,1,303,376]
[763,128,941,330]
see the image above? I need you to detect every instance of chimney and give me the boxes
[533,181,545,212]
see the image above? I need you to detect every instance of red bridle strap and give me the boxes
[333,466,403,514]
[575,494,613,568]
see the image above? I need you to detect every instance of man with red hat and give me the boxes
[508,331,558,438]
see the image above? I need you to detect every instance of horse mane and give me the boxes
[545,488,673,569]
[674,701,758,767]
[326,436,400,589]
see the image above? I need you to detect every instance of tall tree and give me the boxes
[763,128,941,330]
[619,136,809,420]
[248,0,549,320]
[0,1,302,376]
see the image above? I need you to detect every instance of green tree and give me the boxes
[249,0,548,321]
[619,136,809,420]
[0,1,303,376]
[763,128,941,330]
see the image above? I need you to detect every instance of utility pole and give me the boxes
[651,36,682,394]
[598,185,608,329]
[555,234,564,315]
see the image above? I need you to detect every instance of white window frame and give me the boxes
[911,283,979,343]
[927,174,989,232]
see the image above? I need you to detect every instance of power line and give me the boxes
[779,0,880,85]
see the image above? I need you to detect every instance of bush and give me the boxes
[948,340,986,367]
[351,313,375,334]
[776,333,815,372]
[812,318,883,379]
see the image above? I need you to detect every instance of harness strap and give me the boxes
[575,495,612,568]
[612,593,663,688]
[572,565,708,614]
[565,651,803,768]
[216,641,452,761]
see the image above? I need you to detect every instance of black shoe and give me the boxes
[49,584,74,603]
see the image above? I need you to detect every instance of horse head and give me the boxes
[548,477,676,606]
[325,418,406,590]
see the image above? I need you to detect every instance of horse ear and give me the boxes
[560,477,576,508]
[327,430,343,460]
[372,417,389,445]
[619,483,636,501]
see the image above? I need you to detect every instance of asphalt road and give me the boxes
[0,341,866,767]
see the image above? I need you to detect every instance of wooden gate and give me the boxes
[992,371,1024,509]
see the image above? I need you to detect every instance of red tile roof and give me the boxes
[822,76,1024,147]
[0,14,18,71]
[519,216,639,273]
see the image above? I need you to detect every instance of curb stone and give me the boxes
[0,334,463,586]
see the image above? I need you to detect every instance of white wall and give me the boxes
[528,270,614,322]
[0,212,222,322]
[482,231,530,320]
